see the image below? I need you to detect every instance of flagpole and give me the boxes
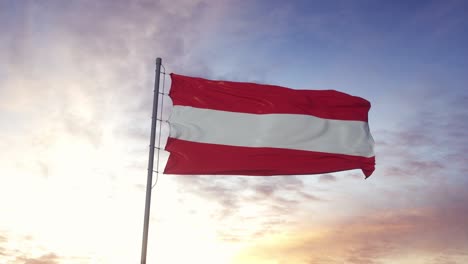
[141,57,162,264]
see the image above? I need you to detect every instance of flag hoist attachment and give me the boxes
[140,57,169,264]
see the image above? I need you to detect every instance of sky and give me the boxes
[1,0,468,263]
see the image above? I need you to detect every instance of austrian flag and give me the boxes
[164,74,375,178]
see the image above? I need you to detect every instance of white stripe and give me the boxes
[169,106,375,157]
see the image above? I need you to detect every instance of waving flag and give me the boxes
[164,74,375,178]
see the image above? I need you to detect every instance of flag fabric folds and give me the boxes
[164,74,375,178]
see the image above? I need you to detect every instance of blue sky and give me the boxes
[1,0,468,263]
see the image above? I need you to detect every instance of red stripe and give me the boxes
[170,73,371,121]
[164,138,375,178]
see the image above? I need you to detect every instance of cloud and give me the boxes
[376,86,468,183]
[174,175,324,242]
[0,0,236,190]
[16,253,60,264]
[319,174,337,183]
[0,1,234,262]
[0,235,6,257]
[175,175,322,217]
[0,233,64,264]
[237,190,468,263]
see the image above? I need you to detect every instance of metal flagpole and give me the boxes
[141,57,162,264]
